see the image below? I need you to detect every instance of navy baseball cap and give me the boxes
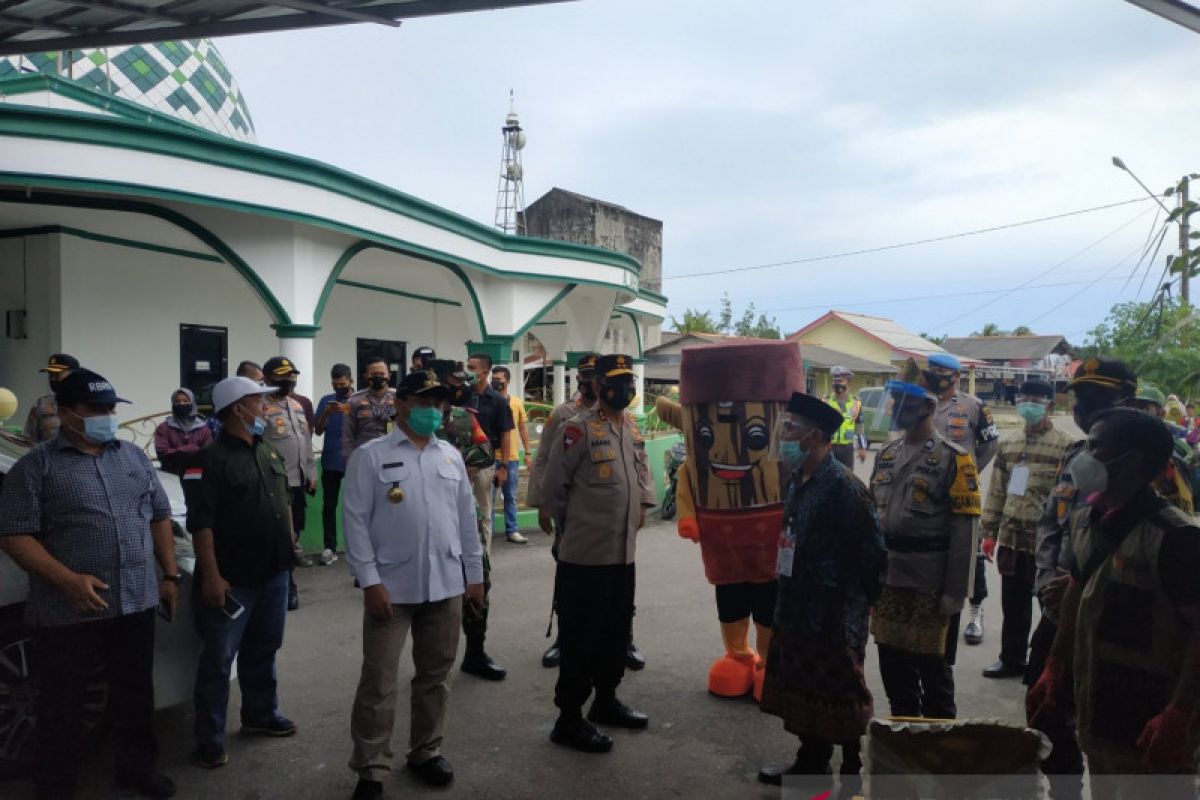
[413,346,436,361]
[54,368,130,406]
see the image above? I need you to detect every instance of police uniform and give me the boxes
[542,354,656,750]
[341,387,397,461]
[869,381,981,719]
[342,370,483,786]
[527,353,597,509]
[823,365,864,470]
[22,353,79,442]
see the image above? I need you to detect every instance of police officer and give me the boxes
[925,352,998,645]
[869,379,981,720]
[342,370,484,798]
[543,354,656,754]
[22,353,79,442]
[823,365,867,469]
[429,359,507,681]
[342,356,397,460]
[410,346,436,374]
[262,356,317,608]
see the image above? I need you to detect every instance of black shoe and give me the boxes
[351,779,383,800]
[461,653,506,681]
[116,772,177,799]
[241,716,297,736]
[542,642,561,668]
[550,717,614,753]
[757,758,832,786]
[625,641,646,671]
[982,659,1026,679]
[407,754,454,787]
[287,586,299,611]
[587,697,649,729]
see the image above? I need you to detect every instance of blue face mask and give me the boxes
[779,440,807,467]
[1017,401,1047,425]
[248,417,267,437]
[82,414,119,444]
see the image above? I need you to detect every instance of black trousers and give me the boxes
[877,642,956,719]
[795,736,863,772]
[969,550,988,605]
[554,561,635,717]
[461,558,491,650]
[34,609,158,795]
[831,444,855,470]
[999,574,1034,667]
[1025,616,1084,795]
[320,469,343,552]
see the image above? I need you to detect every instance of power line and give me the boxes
[666,197,1150,280]
[928,207,1153,333]
[760,275,1133,314]
[1023,237,1151,326]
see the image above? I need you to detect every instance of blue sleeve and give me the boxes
[0,450,44,536]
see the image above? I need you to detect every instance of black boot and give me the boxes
[587,696,649,729]
[625,640,646,671]
[550,715,613,753]
[461,635,506,681]
[758,743,834,786]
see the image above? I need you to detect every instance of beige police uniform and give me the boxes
[933,393,999,470]
[526,397,590,508]
[262,395,316,489]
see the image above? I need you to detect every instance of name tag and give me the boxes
[776,544,794,577]
[1007,465,1030,496]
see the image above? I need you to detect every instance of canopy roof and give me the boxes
[0,0,569,56]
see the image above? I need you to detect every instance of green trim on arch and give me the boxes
[0,188,292,325]
[0,224,222,263]
[334,278,463,307]
[616,309,645,358]
[272,323,320,339]
[511,284,576,341]
[638,287,669,305]
[0,104,642,278]
[466,339,514,365]
[316,240,486,338]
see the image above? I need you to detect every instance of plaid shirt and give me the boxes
[0,435,172,627]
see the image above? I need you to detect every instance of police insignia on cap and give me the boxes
[388,483,405,504]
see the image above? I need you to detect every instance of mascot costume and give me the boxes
[655,340,804,699]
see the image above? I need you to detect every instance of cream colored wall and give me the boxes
[0,234,60,421]
[795,318,893,365]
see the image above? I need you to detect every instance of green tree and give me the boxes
[670,308,719,334]
[717,292,734,334]
[1011,325,1034,336]
[972,322,1005,337]
[733,303,782,339]
[1082,298,1200,396]
[920,332,947,346]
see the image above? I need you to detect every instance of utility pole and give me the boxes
[1180,176,1190,305]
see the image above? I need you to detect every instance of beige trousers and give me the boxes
[349,595,462,781]
[471,464,496,556]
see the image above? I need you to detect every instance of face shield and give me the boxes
[768,413,821,463]
[874,380,933,433]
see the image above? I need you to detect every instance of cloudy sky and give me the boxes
[220,0,1200,342]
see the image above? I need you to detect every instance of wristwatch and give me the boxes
[160,574,181,584]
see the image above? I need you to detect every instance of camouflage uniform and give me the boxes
[341,388,396,461]
[22,394,60,442]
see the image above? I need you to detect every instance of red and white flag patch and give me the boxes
[563,424,583,449]
[183,468,204,481]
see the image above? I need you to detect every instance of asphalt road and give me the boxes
[14,415,1074,800]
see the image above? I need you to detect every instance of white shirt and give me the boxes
[342,428,482,604]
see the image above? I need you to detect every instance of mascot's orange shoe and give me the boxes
[708,653,756,697]
[752,662,766,702]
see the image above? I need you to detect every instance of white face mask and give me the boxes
[1069,450,1132,499]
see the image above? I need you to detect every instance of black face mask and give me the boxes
[335,385,352,399]
[579,379,596,401]
[368,375,389,390]
[922,370,955,394]
[172,403,193,419]
[601,382,634,410]
[833,382,848,393]
[491,380,506,392]
[450,384,473,407]
[271,379,293,396]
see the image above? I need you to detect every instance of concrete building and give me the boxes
[941,334,1073,401]
[0,48,667,441]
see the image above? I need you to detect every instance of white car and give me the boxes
[0,430,201,778]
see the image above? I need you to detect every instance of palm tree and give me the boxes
[973,323,1005,337]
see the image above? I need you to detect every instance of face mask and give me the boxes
[272,379,293,396]
[82,414,119,444]
[579,381,596,401]
[1017,402,1047,425]
[1069,450,1117,499]
[236,406,266,437]
[922,370,955,394]
[833,382,847,394]
[779,440,807,468]
[172,403,194,419]
[335,386,352,399]
[368,375,389,390]
[491,380,506,392]
[407,405,442,436]
[601,382,634,410]
[889,397,925,431]
[450,384,473,407]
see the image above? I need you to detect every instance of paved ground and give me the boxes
[12,414,1071,799]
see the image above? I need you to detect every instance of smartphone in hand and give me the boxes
[222,592,246,620]
[157,599,174,622]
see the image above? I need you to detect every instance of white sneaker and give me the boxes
[506,532,528,544]
[319,548,338,566]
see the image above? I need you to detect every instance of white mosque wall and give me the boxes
[0,235,61,423]
[56,235,279,419]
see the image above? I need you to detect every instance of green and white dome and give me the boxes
[0,39,255,143]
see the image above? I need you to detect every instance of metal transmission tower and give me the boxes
[494,91,527,235]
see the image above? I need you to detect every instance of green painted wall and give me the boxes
[299,431,683,552]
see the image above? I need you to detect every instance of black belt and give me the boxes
[884,533,951,553]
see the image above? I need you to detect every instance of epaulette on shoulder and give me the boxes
[943,438,968,456]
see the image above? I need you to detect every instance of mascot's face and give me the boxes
[685,400,783,509]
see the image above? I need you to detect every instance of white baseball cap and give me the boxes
[213,376,273,414]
